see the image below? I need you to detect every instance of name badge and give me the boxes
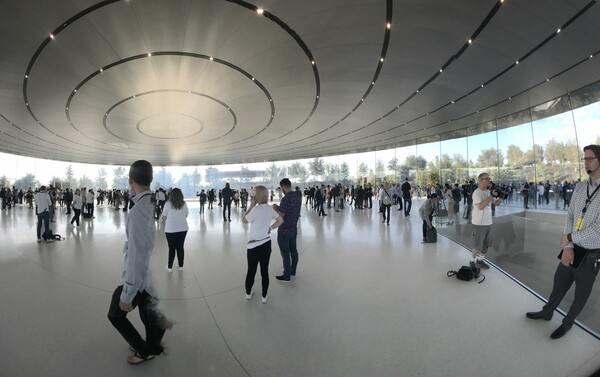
[576,218,584,231]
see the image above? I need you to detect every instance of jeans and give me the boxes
[166,231,187,268]
[36,211,50,239]
[381,204,391,223]
[277,231,298,279]
[403,198,412,216]
[107,286,166,357]
[245,241,272,297]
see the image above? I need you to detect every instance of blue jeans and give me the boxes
[277,231,298,279]
[36,211,50,239]
[403,198,412,216]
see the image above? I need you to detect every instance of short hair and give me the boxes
[584,144,600,160]
[478,172,490,181]
[129,160,153,186]
[168,188,185,210]
[40,185,46,191]
[254,186,268,204]
[279,178,291,189]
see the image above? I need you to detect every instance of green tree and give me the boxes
[78,175,93,189]
[205,167,220,188]
[375,160,385,181]
[308,158,325,181]
[339,162,350,183]
[240,165,253,184]
[264,162,286,188]
[521,144,544,166]
[153,167,174,189]
[95,168,108,189]
[14,173,38,189]
[65,164,77,189]
[506,145,523,168]
[477,148,504,168]
[404,155,427,170]
[358,163,369,178]
[113,167,127,190]
[288,162,308,184]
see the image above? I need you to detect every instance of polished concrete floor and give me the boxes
[1,200,600,377]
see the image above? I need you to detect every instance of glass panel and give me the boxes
[467,120,499,184]
[415,135,440,193]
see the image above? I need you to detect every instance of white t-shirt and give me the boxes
[162,201,189,233]
[471,188,493,226]
[245,204,278,249]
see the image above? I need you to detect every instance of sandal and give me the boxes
[127,352,155,365]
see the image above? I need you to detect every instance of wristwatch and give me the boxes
[567,233,572,242]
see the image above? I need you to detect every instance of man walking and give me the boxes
[273,178,302,282]
[526,145,600,339]
[401,178,412,217]
[222,182,233,222]
[107,160,172,365]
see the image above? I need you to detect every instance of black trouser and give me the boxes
[223,202,231,221]
[422,215,433,238]
[199,201,205,213]
[66,202,71,214]
[542,258,599,326]
[70,208,81,226]
[245,241,272,297]
[36,211,50,239]
[107,286,166,357]
[166,231,187,268]
[87,203,94,216]
[404,198,412,216]
[381,204,391,223]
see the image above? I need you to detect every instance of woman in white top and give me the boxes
[378,183,393,225]
[242,186,283,303]
[443,183,455,224]
[70,189,82,227]
[162,188,189,272]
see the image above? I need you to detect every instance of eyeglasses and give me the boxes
[582,156,598,162]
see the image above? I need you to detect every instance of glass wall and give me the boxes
[2,79,600,334]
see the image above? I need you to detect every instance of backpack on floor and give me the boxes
[425,226,437,243]
[447,266,485,283]
[43,229,64,241]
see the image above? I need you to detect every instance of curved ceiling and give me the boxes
[0,0,599,166]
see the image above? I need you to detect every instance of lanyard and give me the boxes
[582,182,600,215]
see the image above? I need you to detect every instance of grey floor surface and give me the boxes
[1,200,600,377]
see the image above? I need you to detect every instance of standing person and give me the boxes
[64,188,73,215]
[526,145,600,339]
[34,186,53,243]
[107,160,172,365]
[162,188,189,272]
[272,178,302,282]
[379,182,392,225]
[401,178,412,217]
[156,188,166,215]
[70,189,82,228]
[86,189,95,218]
[243,186,283,303]
[222,182,233,222]
[443,183,456,225]
[419,194,438,243]
[197,189,207,214]
[316,184,326,216]
[207,189,215,210]
[469,173,502,270]
[522,182,531,209]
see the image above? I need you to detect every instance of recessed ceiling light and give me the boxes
[439,69,443,73]
[100,68,103,72]
[481,84,484,88]
[50,34,54,39]
[252,77,255,81]
[451,101,454,104]
[380,58,384,62]
[386,22,391,29]
[468,39,472,44]
[74,89,77,92]
[257,7,264,15]
[311,60,315,65]
[372,82,375,85]
[557,28,561,33]
[515,60,519,64]
[546,78,550,82]
[361,98,364,101]
[209,56,214,61]
[148,53,152,57]
[25,75,28,78]
[590,54,594,58]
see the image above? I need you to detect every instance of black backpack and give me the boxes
[43,229,64,241]
[447,265,485,283]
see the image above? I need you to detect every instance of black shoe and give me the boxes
[276,275,290,282]
[550,324,572,339]
[526,311,552,321]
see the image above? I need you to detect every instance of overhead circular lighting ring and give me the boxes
[101,89,237,146]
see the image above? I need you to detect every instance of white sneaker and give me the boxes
[261,295,268,304]
[246,289,254,300]
[166,266,172,272]
[178,266,183,271]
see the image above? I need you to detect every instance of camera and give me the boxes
[490,182,509,200]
